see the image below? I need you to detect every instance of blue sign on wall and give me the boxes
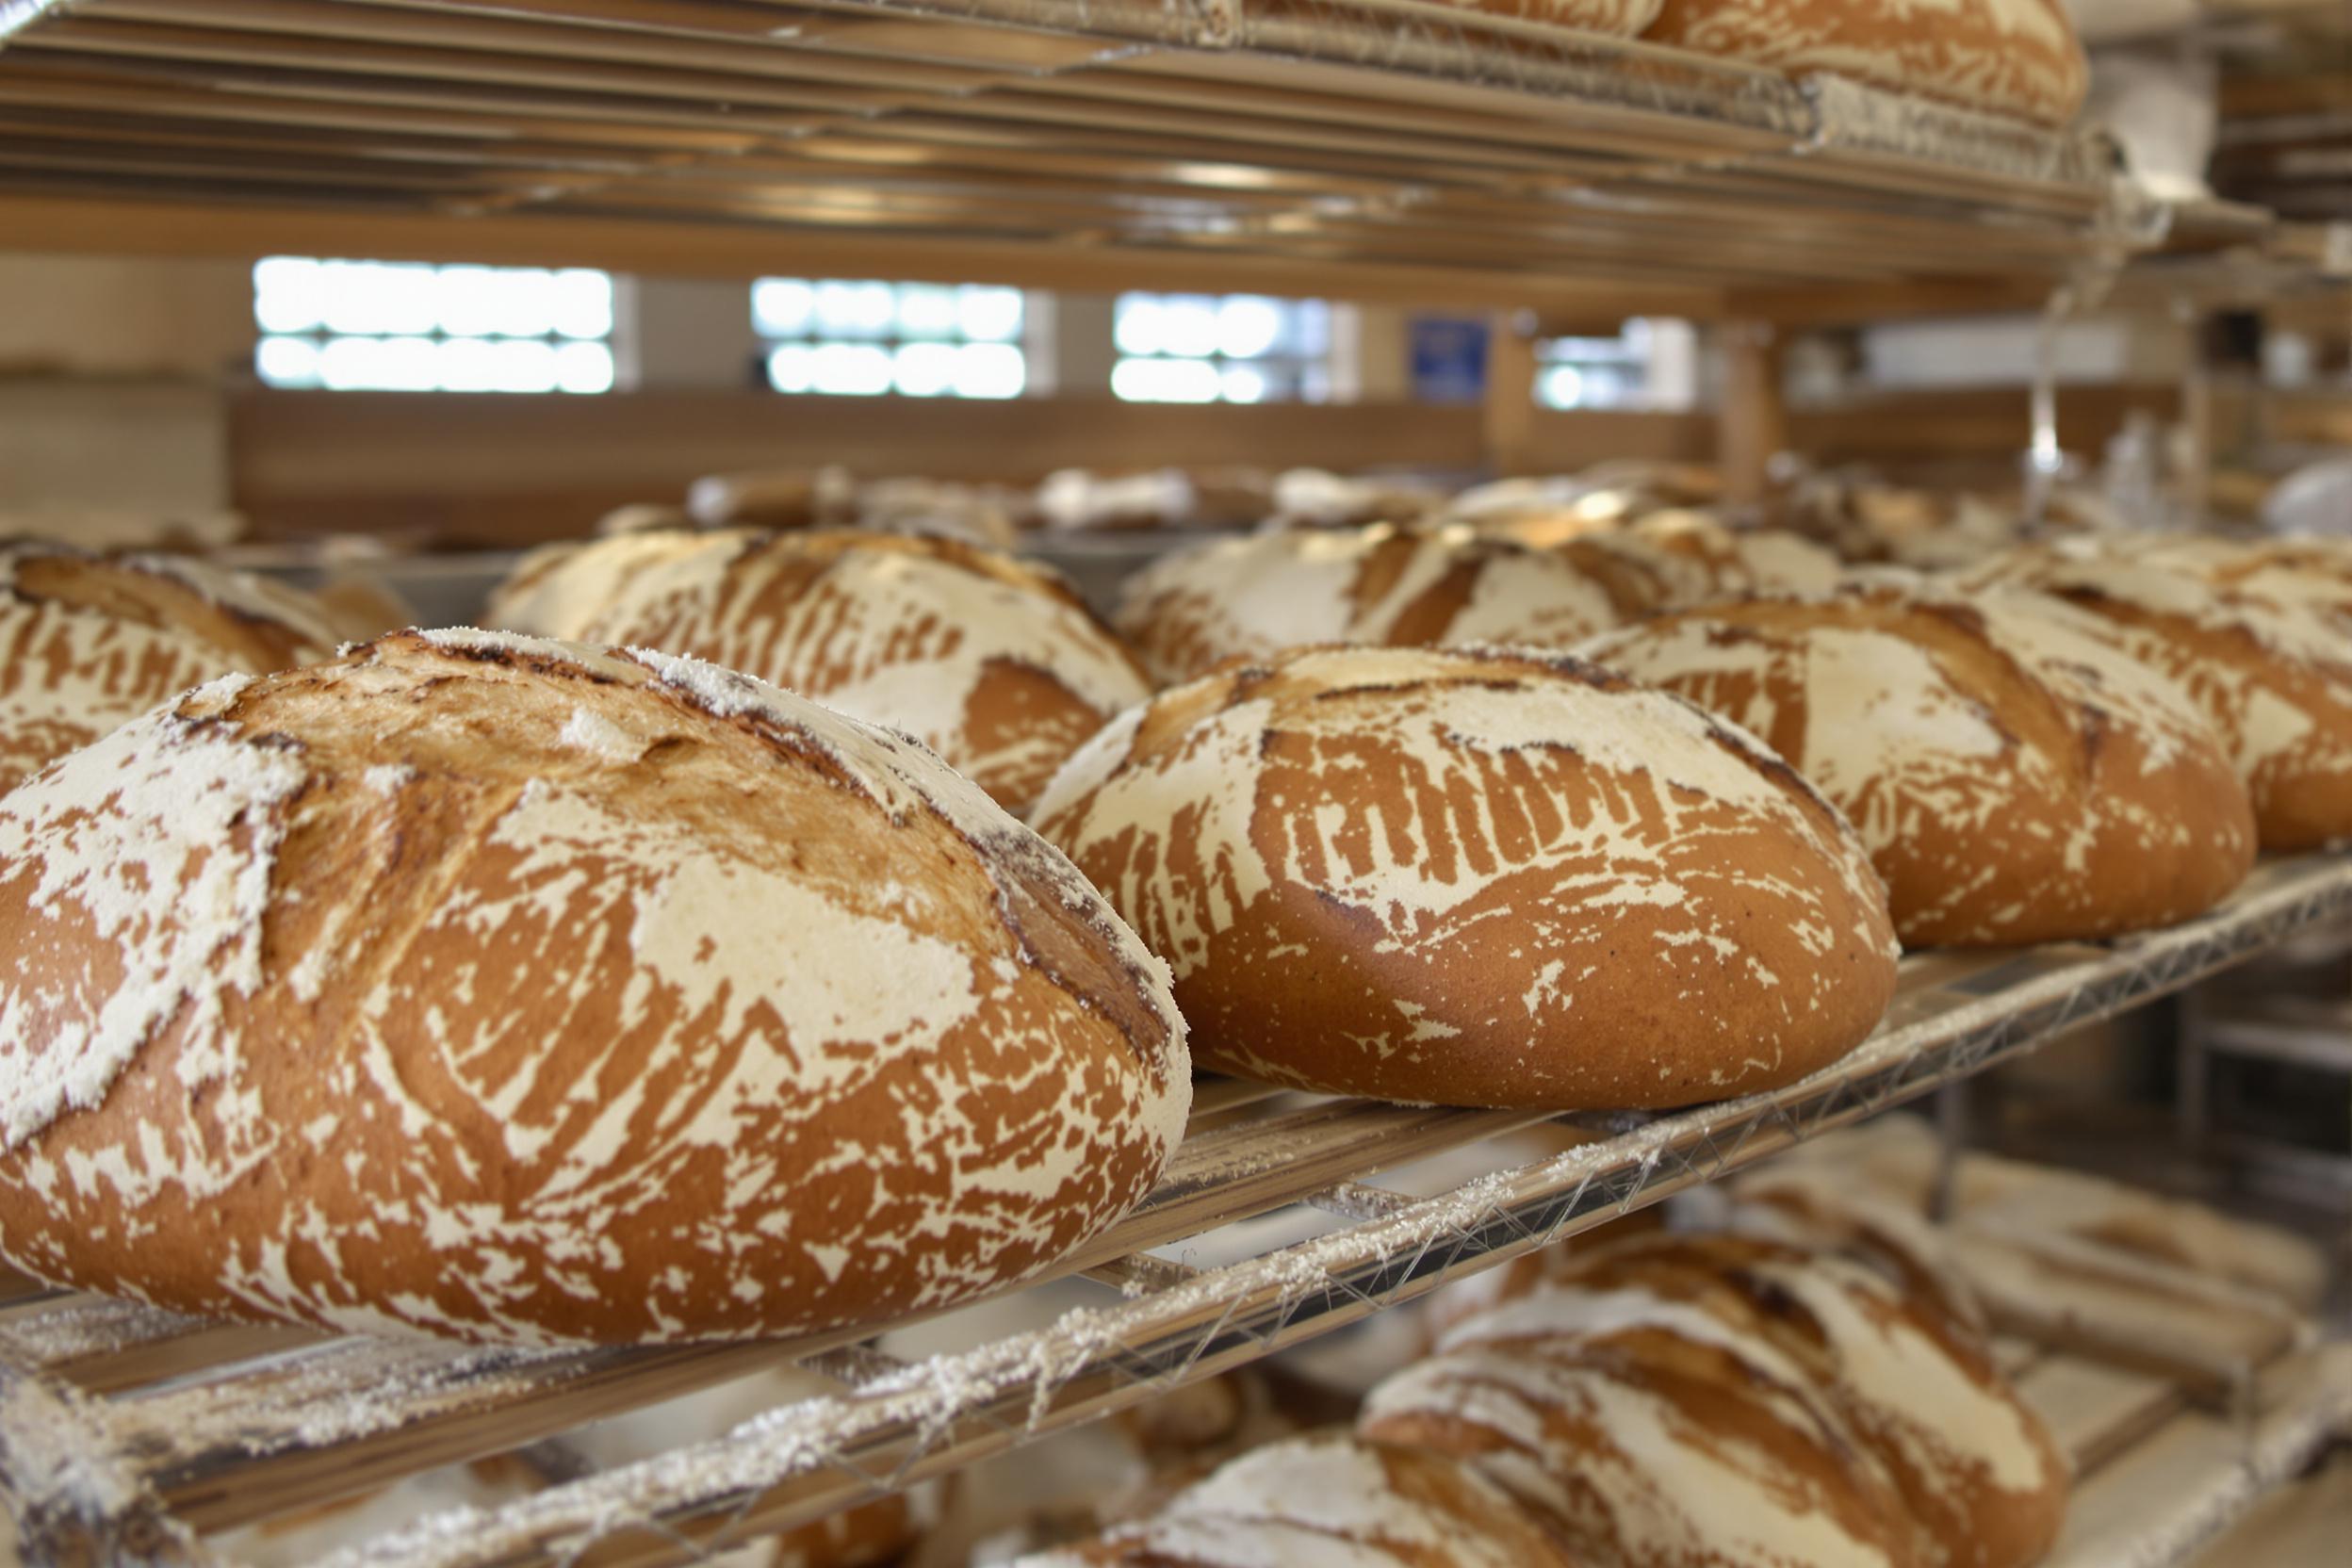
[1410,316,1489,403]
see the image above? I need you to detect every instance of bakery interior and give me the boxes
[5,1,2352,1564]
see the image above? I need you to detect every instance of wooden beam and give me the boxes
[1717,321,1786,504]
[0,192,1722,319]
[1482,312,1540,476]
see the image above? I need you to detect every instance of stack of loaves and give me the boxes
[1028,1225,2068,1568]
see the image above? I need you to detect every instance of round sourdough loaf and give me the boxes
[1112,525,1459,687]
[1115,526,1619,689]
[1360,1271,1926,1568]
[1643,0,2089,125]
[0,630,1188,1345]
[1579,583,2257,946]
[1033,645,1897,1109]
[1518,1234,2070,1568]
[2132,533,2352,622]
[576,530,1152,817]
[1365,532,1621,651]
[1962,550,2352,851]
[483,528,733,639]
[1018,1432,1578,1568]
[0,543,336,795]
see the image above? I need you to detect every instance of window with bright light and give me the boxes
[252,257,617,395]
[1534,319,1692,411]
[1112,293,1331,403]
[753,279,1027,399]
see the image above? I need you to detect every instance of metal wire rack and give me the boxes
[2,850,2347,1567]
[0,0,2137,312]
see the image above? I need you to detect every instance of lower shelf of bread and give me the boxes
[2,851,2349,1567]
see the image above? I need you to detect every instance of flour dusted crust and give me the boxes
[576,530,1152,816]
[1368,533,1622,652]
[1112,525,1458,687]
[1360,1274,1925,1568]
[483,528,741,640]
[0,544,336,796]
[1522,1234,2069,1568]
[1644,0,2089,125]
[1019,1432,1578,1568]
[0,631,1187,1345]
[1034,644,1896,1109]
[2132,533,2352,624]
[1963,550,2352,851]
[1579,583,2257,946]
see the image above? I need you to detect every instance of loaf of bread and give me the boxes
[1521,1234,2070,1568]
[1035,644,1897,1108]
[576,531,1152,816]
[1113,525,1452,687]
[1113,525,1617,687]
[1361,1273,1926,1566]
[0,543,337,795]
[484,527,729,639]
[1961,550,2352,850]
[2132,533,2352,623]
[1634,512,1844,594]
[1579,582,2257,945]
[0,630,1187,1344]
[1644,0,2089,125]
[1017,1432,1578,1567]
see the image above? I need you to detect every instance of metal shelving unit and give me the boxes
[0,0,2134,318]
[3,852,2347,1567]
[0,5,2346,1564]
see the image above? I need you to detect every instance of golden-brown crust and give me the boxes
[1037,644,1897,1109]
[1362,1269,1928,1568]
[1645,0,2089,126]
[577,530,1151,816]
[1463,1233,2069,1568]
[1579,584,2258,946]
[1965,550,2352,852]
[0,544,336,795]
[0,630,1187,1345]
[1021,1432,1580,1568]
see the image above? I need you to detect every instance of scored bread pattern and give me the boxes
[1114,525,1618,688]
[0,630,1187,1345]
[0,544,336,796]
[1362,1283,1924,1567]
[579,531,1152,816]
[1962,550,2352,852]
[1020,1432,1578,1568]
[1035,645,1896,1108]
[1577,584,2257,946]
[483,528,742,641]
[1114,526,1459,687]
[1644,0,2088,125]
[1499,1234,2068,1568]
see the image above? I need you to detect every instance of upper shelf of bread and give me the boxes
[0,0,2159,318]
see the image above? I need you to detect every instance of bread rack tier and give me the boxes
[0,0,2134,317]
[2,849,2348,1568]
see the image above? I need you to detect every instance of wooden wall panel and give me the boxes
[226,383,2181,547]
